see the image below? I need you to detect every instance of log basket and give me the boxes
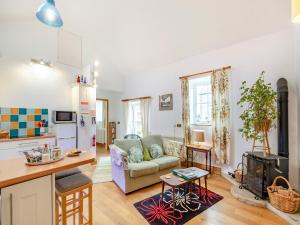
[267,176,300,214]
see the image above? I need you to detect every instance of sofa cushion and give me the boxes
[141,135,163,151]
[151,156,180,171]
[128,161,159,178]
[143,147,152,161]
[114,139,143,153]
[149,144,164,159]
[128,145,143,163]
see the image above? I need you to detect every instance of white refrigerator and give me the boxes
[53,123,77,151]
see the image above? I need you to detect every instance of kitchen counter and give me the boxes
[0,134,56,143]
[0,150,96,225]
[0,150,96,188]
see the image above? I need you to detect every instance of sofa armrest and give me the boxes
[162,138,185,161]
[109,144,128,170]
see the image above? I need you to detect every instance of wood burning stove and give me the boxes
[241,152,288,199]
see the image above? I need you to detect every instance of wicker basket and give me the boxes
[234,163,247,183]
[267,176,300,214]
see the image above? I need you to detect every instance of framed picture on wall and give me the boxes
[159,94,173,111]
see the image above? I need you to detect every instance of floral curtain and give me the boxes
[211,69,231,164]
[140,98,150,137]
[123,101,129,134]
[181,78,190,159]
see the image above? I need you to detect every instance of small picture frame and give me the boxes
[159,94,173,111]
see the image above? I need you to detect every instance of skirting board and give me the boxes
[182,160,221,175]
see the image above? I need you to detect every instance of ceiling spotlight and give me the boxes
[94,60,99,67]
[31,58,53,67]
[94,71,99,77]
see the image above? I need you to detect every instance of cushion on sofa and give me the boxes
[151,156,180,171]
[143,147,152,161]
[128,145,143,163]
[149,144,164,159]
[128,161,159,178]
[114,139,143,153]
[141,135,164,151]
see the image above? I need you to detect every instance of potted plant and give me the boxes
[237,71,278,156]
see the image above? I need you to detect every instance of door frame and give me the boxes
[96,98,109,150]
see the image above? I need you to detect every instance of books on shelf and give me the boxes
[172,168,198,180]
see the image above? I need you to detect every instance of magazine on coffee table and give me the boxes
[172,168,199,180]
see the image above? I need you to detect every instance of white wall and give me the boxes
[0,19,123,114]
[96,89,124,139]
[123,29,300,190]
[0,20,80,114]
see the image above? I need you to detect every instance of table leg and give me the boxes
[184,184,187,203]
[205,152,208,171]
[205,175,208,198]
[172,187,176,215]
[198,178,201,200]
[191,150,194,167]
[186,147,189,168]
[209,150,212,174]
[161,182,165,200]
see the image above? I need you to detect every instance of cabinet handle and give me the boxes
[18,141,38,147]
[10,194,13,225]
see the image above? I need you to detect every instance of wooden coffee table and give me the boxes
[160,167,209,214]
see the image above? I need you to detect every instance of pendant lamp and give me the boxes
[36,0,63,28]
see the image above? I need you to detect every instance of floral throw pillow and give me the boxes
[149,144,164,159]
[128,145,143,163]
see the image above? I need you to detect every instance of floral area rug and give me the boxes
[134,185,223,225]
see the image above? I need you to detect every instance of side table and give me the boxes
[186,143,212,174]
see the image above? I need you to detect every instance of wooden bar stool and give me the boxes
[55,168,82,180]
[55,173,93,225]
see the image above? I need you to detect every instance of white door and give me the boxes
[1,175,53,225]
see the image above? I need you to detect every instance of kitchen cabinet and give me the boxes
[1,175,53,225]
[0,137,55,160]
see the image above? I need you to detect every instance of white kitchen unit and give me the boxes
[1,175,53,225]
[0,136,55,160]
[53,123,77,151]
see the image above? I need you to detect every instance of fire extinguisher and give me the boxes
[92,134,96,147]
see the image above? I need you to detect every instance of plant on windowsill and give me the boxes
[237,71,278,156]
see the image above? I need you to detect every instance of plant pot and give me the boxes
[254,120,271,132]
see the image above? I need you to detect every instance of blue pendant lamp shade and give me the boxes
[36,0,63,28]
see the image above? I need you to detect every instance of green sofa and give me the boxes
[109,135,183,194]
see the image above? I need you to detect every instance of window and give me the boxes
[189,76,212,125]
[127,101,142,136]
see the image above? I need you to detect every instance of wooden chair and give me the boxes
[55,173,93,225]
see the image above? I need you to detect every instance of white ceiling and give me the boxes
[0,0,292,77]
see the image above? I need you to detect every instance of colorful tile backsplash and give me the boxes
[0,107,48,138]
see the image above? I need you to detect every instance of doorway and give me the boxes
[96,99,109,151]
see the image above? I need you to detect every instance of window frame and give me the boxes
[190,75,212,126]
[127,100,143,136]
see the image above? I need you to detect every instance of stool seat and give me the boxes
[55,168,82,180]
[56,173,92,193]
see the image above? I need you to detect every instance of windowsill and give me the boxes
[191,123,212,127]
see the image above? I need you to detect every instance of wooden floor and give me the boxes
[83,144,288,225]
